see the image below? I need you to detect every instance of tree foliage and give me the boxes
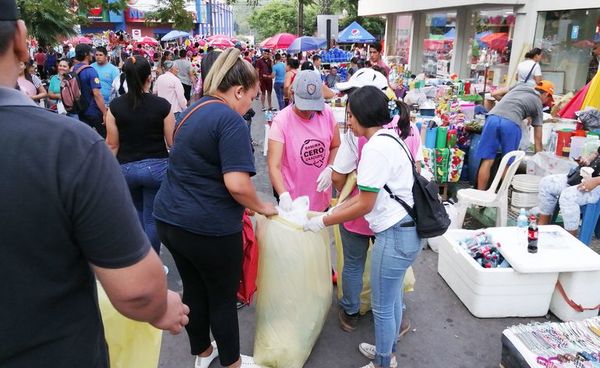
[144,0,194,31]
[248,0,316,40]
[246,0,384,42]
[18,0,126,46]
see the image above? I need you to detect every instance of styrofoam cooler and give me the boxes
[550,270,600,321]
[438,229,559,318]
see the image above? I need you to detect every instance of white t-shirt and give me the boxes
[357,129,414,233]
[516,59,542,86]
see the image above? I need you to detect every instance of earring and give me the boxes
[237,94,242,99]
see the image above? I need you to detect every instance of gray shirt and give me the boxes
[174,58,193,86]
[489,85,544,127]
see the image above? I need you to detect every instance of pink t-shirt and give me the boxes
[17,76,37,97]
[269,105,336,212]
[342,120,422,235]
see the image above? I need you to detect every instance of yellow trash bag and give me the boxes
[97,281,163,368]
[333,172,416,315]
[254,214,332,368]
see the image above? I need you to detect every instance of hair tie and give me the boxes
[129,56,136,64]
[388,99,399,118]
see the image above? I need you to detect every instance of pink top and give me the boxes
[269,105,337,212]
[154,71,187,114]
[342,120,422,235]
[17,76,37,97]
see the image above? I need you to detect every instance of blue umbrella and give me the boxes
[161,30,190,42]
[287,36,327,53]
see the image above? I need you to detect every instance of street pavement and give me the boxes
[157,100,551,368]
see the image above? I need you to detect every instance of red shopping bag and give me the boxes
[237,212,258,305]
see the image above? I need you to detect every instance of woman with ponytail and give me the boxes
[305,85,421,368]
[153,48,277,368]
[105,55,175,256]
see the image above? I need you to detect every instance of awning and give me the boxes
[358,0,524,17]
[338,21,376,43]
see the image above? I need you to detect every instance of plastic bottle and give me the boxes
[528,215,538,254]
[517,208,528,228]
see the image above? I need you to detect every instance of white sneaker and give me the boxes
[194,341,218,368]
[358,343,398,368]
[240,354,264,367]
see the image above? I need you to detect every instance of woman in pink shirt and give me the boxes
[268,70,341,212]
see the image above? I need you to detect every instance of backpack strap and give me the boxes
[379,133,417,220]
[173,98,225,139]
[523,62,537,83]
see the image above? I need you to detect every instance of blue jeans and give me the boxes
[371,215,421,368]
[339,225,370,315]
[120,158,168,253]
[274,82,284,110]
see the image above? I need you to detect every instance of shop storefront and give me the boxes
[360,0,600,94]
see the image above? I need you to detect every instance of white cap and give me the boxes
[335,68,388,92]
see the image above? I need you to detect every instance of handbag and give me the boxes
[566,155,600,186]
[380,133,451,238]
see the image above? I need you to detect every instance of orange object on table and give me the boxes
[555,130,574,156]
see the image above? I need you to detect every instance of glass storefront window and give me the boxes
[388,15,411,66]
[422,12,456,78]
[468,9,515,87]
[534,8,600,93]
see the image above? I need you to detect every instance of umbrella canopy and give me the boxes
[481,32,509,50]
[161,30,190,42]
[210,36,235,48]
[338,21,376,43]
[207,34,231,41]
[444,28,456,40]
[135,36,159,46]
[68,36,93,45]
[259,37,271,48]
[287,36,327,54]
[263,33,297,50]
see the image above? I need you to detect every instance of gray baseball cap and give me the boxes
[292,70,324,111]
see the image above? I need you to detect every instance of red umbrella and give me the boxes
[259,37,271,48]
[207,34,231,41]
[210,36,235,48]
[481,32,509,50]
[68,36,93,45]
[263,33,297,50]
[135,36,159,46]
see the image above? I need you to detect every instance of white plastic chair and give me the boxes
[456,150,526,228]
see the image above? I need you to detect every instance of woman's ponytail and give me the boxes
[395,100,411,140]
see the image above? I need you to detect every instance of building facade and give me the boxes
[80,0,235,40]
[358,0,600,93]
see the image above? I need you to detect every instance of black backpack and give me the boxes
[380,133,451,238]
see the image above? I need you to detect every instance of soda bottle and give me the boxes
[527,215,538,254]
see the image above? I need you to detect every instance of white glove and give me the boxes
[316,165,333,192]
[303,214,326,232]
[279,192,293,212]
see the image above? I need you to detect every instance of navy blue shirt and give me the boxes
[154,96,255,236]
[73,62,102,119]
[0,87,150,367]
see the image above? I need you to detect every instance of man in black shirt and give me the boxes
[0,2,189,366]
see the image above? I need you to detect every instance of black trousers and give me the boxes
[79,114,106,138]
[156,221,242,366]
[182,83,192,101]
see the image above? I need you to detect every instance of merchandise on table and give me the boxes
[503,317,600,367]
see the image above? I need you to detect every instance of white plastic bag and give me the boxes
[254,212,332,368]
[276,196,310,226]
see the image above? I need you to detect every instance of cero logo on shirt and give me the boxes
[300,139,326,168]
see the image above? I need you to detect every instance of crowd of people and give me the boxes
[12,2,600,367]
